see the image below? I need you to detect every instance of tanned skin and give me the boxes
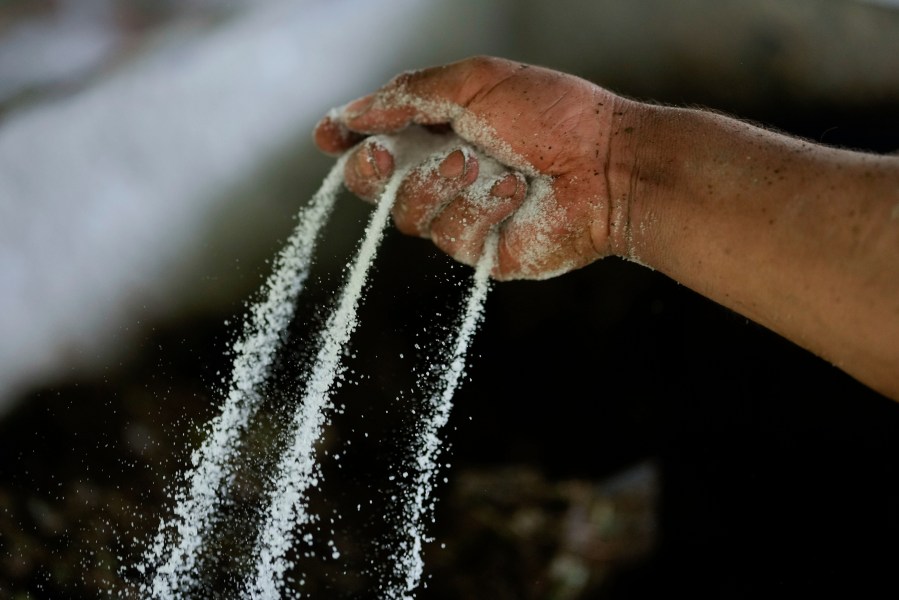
[313,56,899,401]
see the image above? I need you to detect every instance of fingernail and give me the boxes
[491,174,520,198]
[370,144,393,177]
[345,94,376,119]
[354,147,377,179]
[438,149,466,179]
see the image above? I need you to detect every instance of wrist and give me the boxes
[598,98,673,268]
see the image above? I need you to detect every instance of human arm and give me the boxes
[620,104,899,400]
[313,56,899,400]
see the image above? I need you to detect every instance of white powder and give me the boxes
[502,175,579,280]
[137,124,531,598]
[383,230,498,600]
[248,167,402,599]
[343,82,590,281]
[135,154,347,599]
[342,88,540,179]
[248,130,458,599]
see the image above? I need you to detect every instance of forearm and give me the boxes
[612,101,899,399]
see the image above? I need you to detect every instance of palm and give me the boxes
[450,61,619,277]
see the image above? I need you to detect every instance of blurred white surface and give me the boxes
[0,0,120,103]
[0,0,505,413]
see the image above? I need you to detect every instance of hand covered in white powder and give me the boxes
[328,128,529,270]
[313,56,635,280]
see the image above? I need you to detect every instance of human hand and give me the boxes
[313,56,635,280]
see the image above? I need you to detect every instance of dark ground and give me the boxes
[1,98,898,598]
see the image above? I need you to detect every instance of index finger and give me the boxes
[312,63,465,156]
[340,61,478,133]
[316,57,528,163]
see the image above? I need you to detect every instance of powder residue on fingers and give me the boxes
[339,89,583,280]
[500,176,582,280]
[339,88,540,178]
[248,130,481,599]
[430,147,527,265]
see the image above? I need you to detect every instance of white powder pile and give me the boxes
[249,129,463,599]
[136,154,348,599]
[383,229,498,600]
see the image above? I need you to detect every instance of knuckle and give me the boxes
[387,69,419,91]
[393,217,420,237]
[465,55,501,74]
[343,153,377,200]
[392,204,429,238]
[463,55,516,81]
[432,236,465,265]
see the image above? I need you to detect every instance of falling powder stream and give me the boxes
[385,230,498,600]
[135,126,514,598]
[248,128,473,598]
[138,155,348,598]
[248,164,409,599]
